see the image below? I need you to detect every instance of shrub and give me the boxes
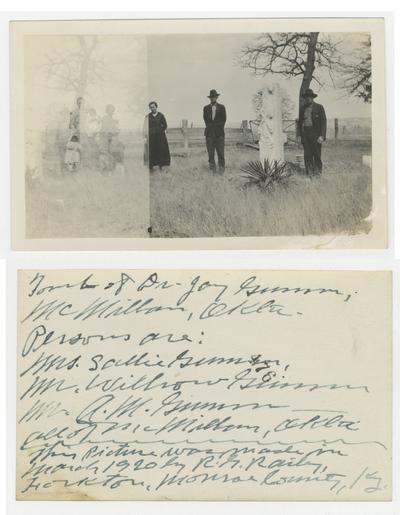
[240,158,292,191]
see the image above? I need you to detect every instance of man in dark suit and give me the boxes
[298,88,327,177]
[203,89,227,174]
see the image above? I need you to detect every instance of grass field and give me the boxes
[26,148,150,239]
[150,140,372,238]
[25,140,371,239]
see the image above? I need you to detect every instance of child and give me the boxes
[64,135,81,172]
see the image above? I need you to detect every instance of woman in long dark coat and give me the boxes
[143,101,171,171]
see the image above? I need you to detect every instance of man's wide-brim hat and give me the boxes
[207,89,220,98]
[302,88,318,98]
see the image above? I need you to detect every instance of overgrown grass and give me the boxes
[25,140,372,239]
[26,150,149,239]
[150,140,372,237]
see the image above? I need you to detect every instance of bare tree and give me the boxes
[341,36,371,103]
[41,35,103,98]
[240,32,342,113]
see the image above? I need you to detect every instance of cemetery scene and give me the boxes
[24,31,372,239]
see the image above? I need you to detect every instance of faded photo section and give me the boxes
[147,33,372,239]
[24,35,150,239]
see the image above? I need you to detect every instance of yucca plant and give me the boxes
[240,158,292,191]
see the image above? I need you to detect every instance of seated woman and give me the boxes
[143,101,171,171]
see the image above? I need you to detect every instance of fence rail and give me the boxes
[39,117,371,163]
[167,118,371,154]
[166,122,252,148]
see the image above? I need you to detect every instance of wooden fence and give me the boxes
[167,118,371,155]
[166,120,252,154]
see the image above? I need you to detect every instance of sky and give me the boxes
[24,35,148,131]
[24,32,371,132]
[147,32,371,127]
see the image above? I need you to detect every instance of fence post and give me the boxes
[241,120,249,143]
[295,118,300,139]
[334,118,339,142]
[182,119,189,156]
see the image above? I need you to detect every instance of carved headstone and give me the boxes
[259,83,285,163]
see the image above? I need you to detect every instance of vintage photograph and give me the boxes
[147,31,374,239]
[22,33,150,239]
[10,18,386,249]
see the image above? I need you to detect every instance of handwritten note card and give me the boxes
[16,269,391,500]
